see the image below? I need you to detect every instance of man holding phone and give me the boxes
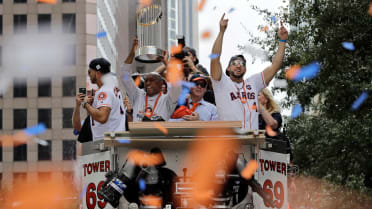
[73,58,126,141]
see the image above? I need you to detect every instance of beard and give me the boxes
[230,71,244,79]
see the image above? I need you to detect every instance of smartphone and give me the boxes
[79,88,86,95]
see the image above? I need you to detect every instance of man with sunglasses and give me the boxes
[210,14,288,130]
[170,74,218,121]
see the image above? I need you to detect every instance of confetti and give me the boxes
[369,3,372,16]
[201,30,211,39]
[291,104,303,119]
[228,8,235,13]
[351,91,368,111]
[293,62,321,82]
[33,138,49,146]
[166,59,183,85]
[36,0,57,4]
[178,87,190,106]
[134,75,141,87]
[96,31,107,38]
[141,195,162,208]
[260,26,269,32]
[270,16,277,23]
[138,0,152,7]
[285,65,301,80]
[80,185,88,199]
[273,79,288,88]
[154,122,169,135]
[124,74,130,81]
[117,139,131,144]
[342,42,355,51]
[127,150,165,166]
[209,53,220,60]
[171,45,183,55]
[24,123,47,136]
[197,0,207,11]
[139,179,146,191]
[241,160,259,180]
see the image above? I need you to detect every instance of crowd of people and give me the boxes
[72,14,288,142]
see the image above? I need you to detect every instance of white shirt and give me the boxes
[119,64,181,122]
[91,84,126,141]
[169,99,218,121]
[211,72,266,130]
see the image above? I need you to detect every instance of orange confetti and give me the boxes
[369,3,372,16]
[138,0,152,7]
[260,26,269,32]
[201,30,211,39]
[0,132,31,147]
[197,0,207,11]
[36,0,57,4]
[141,195,162,208]
[241,160,259,180]
[134,75,141,87]
[185,129,239,206]
[171,44,183,55]
[265,125,278,137]
[166,59,184,85]
[252,103,257,111]
[285,64,301,80]
[6,178,76,209]
[154,122,168,135]
[127,150,165,166]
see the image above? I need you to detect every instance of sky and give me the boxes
[198,0,290,114]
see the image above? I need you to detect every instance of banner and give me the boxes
[253,150,290,209]
[80,151,114,209]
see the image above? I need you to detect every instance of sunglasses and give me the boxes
[193,80,207,88]
[231,60,245,66]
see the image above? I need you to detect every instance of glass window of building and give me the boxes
[0,15,3,35]
[13,77,27,97]
[62,0,75,2]
[38,109,51,129]
[14,0,27,3]
[13,109,27,129]
[38,14,51,33]
[14,144,27,161]
[63,140,76,160]
[38,77,51,97]
[62,76,76,97]
[63,44,76,65]
[14,15,27,34]
[38,140,51,161]
[63,108,73,128]
[0,109,2,130]
[62,13,76,33]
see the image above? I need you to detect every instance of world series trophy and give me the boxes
[135,0,165,63]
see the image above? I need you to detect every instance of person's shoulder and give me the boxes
[201,100,217,109]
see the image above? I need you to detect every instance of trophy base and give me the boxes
[135,46,164,63]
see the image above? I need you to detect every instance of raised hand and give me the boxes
[220,13,229,33]
[278,21,288,41]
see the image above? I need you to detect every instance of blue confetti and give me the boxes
[342,42,355,51]
[351,91,368,111]
[270,16,277,23]
[228,8,235,13]
[124,74,130,81]
[80,185,88,199]
[139,179,146,191]
[294,62,321,82]
[181,81,196,89]
[117,139,131,144]
[24,123,47,136]
[291,104,303,119]
[96,31,107,38]
[209,53,220,60]
[178,87,190,106]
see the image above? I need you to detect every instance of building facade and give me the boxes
[0,0,97,192]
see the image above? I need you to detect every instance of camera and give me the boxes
[173,35,188,61]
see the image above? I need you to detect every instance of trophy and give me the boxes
[135,0,165,63]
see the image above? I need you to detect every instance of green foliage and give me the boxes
[250,0,372,196]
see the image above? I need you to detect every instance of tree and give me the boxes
[250,0,372,206]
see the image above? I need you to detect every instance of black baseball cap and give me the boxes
[89,58,111,74]
[190,74,207,82]
[226,54,246,76]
